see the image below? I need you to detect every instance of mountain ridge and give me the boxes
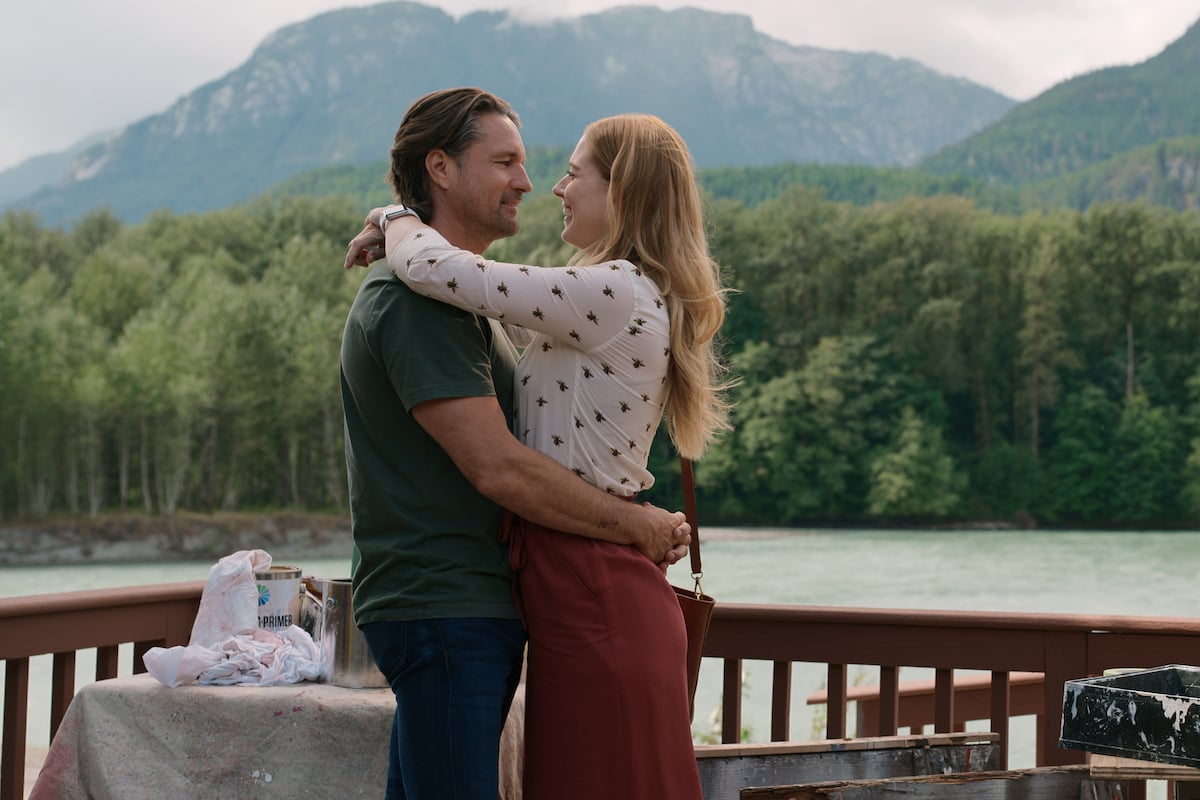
[920,15,1200,184]
[3,1,1014,226]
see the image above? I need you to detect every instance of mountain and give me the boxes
[0,130,115,209]
[6,1,1013,227]
[1010,135,1200,211]
[920,16,1200,184]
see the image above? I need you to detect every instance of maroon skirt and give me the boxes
[502,512,703,800]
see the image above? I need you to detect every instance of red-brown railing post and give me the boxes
[50,650,77,740]
[2,656,30,800]
[934,667,954,733]
[878,665,899,736]
[96,644,120,680]
[722,657,743,743]
[989,670,1011,766]
[826,663,847,739]
[1043,630,1089,766]
[770,660,791,741]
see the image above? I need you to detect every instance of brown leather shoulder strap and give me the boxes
[680,457,702,575]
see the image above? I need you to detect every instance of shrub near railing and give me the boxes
[7,588,1200,797]
[0,582,204,799]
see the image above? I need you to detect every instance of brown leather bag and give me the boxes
[673,457,714,722]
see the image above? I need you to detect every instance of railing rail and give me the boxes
[701,603,1200,769]
[7,588,1200,797]
[1,581,204,799]
[805,670,1047,754]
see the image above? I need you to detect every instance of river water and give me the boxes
[5,527,1200,791]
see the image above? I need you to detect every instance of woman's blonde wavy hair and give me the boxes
[570,114,731,459]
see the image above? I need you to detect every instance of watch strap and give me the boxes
[380,205,418,232]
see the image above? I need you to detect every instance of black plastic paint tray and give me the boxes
[1060,664,1200,767]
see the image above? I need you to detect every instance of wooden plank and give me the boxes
[740,765,1125,799]
[1090,753,1200,781]
[696,732,999,759]
[696,735,1000,800]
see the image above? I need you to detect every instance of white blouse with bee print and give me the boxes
[389,228,670,496]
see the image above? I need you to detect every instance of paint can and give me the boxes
[253,565,303,632]
[304,577,388,688]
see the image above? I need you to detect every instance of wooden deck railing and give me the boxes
[0,581,204,799]
[6,588,1200,797]
[805,670,1047,753]
[703,603,1200,768]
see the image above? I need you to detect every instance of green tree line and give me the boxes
[4,190,1200,528]
[280,140,1200,225]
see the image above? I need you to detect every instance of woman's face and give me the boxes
[553,135,609,250]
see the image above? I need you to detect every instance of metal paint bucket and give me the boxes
[253,565,303,633]
[304,577,388,689]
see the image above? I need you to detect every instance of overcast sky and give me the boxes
[2,0,1198,172]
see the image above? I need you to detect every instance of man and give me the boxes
[339,88,689,799]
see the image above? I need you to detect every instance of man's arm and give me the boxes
[411,395,689,564]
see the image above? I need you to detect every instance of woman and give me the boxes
[367,114,727,799]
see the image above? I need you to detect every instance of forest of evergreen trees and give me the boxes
[3,187,1200,528]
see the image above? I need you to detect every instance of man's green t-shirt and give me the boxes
[340,262,519,624]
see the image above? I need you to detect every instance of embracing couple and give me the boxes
[339,87,729,799]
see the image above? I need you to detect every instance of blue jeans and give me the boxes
[361,618,526,800]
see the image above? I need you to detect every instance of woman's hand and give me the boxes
[631,503,691,571]
[343,207,390,270]
[658,519,691,573]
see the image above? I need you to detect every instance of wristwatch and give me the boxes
[380,205,420,232]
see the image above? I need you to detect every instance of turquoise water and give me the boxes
[5,528,1200,787]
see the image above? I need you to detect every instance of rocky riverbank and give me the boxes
[0,512,354,566]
